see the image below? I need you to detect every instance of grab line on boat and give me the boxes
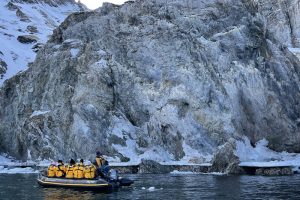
[37,179,109,187]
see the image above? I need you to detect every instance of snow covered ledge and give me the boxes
[236,138,300,175]
[288,48,300,60]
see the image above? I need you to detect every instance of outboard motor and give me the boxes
[118,177,134,186]
[108,169,134,186]
[109,169,118,181]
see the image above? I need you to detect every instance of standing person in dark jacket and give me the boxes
[95,151,105,168]
[94,151,109,177]
[101,160,110,176]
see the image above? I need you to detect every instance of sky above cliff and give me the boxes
[76,0,127,9]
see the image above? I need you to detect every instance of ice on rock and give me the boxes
[236,137,300,169]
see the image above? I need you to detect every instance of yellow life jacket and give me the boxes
[84,165,96,179]
[47,165,57,178]
[73,163,84,179]
[65,165,75,178]
[55,164,66,178]
[96,157,105,168]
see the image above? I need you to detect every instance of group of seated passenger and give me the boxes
[47,152,109,179]
[47,159,97,179]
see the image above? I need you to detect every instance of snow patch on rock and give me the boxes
[289,47,300,60]
[30,110,50,118]
[70,48,80,58]
[0,0,84,84]
[236,137,300,170]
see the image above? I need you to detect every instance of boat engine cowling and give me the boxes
[109,169,118,180]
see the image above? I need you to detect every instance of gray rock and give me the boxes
[32,43,44,53]
[5,2,19,10]
[17,35,38,43]
[0,59,7,79]
[27,25,38,34]
[210,139,244,174]
[11,0,77,6]
[138,159,173,173]
[256,0,300,47]
[16,9,30,22]
[255,167,293,176]
[0,0,299,164]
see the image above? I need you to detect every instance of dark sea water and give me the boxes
[1,173,300,200]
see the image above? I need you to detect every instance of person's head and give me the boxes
[58,160,63,164]
[80,159,84,163]
[70,159,75,165]
[96,151,102,156]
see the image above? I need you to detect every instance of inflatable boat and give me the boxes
[37,170,133,191]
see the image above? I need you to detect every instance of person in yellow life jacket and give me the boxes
[84,161,97,179]
[65,159,76,179]
[95,151,105,168]
[94,151,110,177]
[73,159,85,179]
[47,162,57,178]
[55,160,65,178]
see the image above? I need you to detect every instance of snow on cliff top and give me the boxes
[0,0,83,85]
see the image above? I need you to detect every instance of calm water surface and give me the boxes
[1,173,300,199]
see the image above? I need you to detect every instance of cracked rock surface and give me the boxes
[0,0,299,164]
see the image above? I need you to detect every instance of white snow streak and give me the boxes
[30,110,50,118]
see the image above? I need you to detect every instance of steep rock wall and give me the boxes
[256,0,300,47]
[0,0,299,163]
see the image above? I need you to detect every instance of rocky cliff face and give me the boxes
[256,0,300,47]
[0,0,85,83]
[0,0,299,164]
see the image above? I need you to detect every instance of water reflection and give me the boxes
[214,175,242,199]
[43,188,94,200]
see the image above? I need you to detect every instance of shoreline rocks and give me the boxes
[255,167,294,176]
[210,139,245,174]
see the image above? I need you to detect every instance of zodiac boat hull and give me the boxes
[37,175,116,190]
